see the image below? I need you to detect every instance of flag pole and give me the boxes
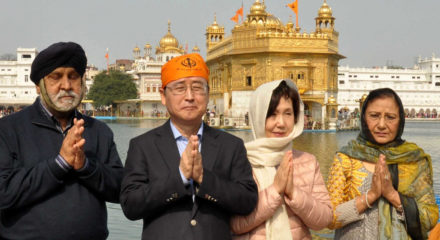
[106,48,109,72]
[295,0,299,28]
[241,1,244,23]
[287,0,299,30]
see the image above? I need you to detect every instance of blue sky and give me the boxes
[1,0,439,69]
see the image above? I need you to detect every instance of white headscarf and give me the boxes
[245,79,304,240]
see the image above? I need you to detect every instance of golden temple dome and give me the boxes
[209,14,220,30]
[133,46,140,52]
[144,43,151,49]
[192,45,200,52]
[318,1,333,18]
[250,0,266,15]
[361,94,368,102]
[328,95,336,104]
[159,20,179,49]
[265,14,283,28]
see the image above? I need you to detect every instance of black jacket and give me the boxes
[0,99,123,240]
[120,120,258,240]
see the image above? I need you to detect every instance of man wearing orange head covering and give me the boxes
[121,53,258,240]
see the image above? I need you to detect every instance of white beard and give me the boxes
[47,90,82,112]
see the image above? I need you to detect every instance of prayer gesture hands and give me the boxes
[378,154,399,202]
[60,118,86,170]
[368,154,398,204]
[273,151,293,198]
[180,135,203,184]
[369,154,383,203]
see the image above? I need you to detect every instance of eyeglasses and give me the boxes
[366,112,398,123]
[166,82,208,95]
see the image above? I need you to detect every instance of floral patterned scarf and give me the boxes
[339,135,436,239]
[339,88,437,239]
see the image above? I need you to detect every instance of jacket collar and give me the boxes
[30,97,88,130]
[154,120,181,170]
[200,122,220,171]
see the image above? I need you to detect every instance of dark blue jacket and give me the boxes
[0,98,123,240]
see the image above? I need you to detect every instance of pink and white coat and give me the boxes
[230,150,333,240]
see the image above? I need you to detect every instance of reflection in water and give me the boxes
[293,132,342,181]
[102,119,439,240]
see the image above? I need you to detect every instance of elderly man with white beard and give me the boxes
[0,42,123,240]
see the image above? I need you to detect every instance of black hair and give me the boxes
[266,80,300,124]
[360,88,405,146]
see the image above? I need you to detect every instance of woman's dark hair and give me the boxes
[266,80,300,124]
[360,88,405,145]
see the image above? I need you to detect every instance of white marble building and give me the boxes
[121,21,201,117]
[337,55,440,117]
[0,48,38,110]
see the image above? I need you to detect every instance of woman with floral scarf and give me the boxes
[327,88,438,239]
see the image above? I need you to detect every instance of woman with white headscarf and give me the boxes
[231,80,333,240]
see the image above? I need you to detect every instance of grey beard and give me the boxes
[38,79,85,113]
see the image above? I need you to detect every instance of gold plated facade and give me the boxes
[206,0,344,124]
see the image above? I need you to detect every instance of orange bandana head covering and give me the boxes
[161,53,209,87]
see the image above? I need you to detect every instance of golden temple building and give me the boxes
[205,0,344,128]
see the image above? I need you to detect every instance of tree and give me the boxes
[87,70,138,107]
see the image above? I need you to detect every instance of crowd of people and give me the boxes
[0,42,438,240]
[0,109,14,118]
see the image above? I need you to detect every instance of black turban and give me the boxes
[30,42,87,85]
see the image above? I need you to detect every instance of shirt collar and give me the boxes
[39,96,53,119]
[170,120,204,140]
